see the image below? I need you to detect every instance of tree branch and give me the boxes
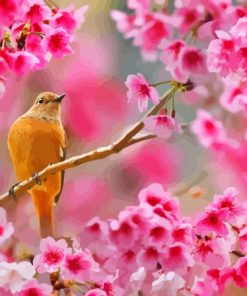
[44,0,59,8]
[0,88,175,201]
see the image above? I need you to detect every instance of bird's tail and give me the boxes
[30,190,54,238]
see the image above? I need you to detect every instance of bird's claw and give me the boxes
[32,172,42,185]
[9,182,20,202]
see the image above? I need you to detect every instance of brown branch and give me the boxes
[231,250,245,258]
[0,88,174,201]
[44,0,59,8]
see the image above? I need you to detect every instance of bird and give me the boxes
[7,92,66,238]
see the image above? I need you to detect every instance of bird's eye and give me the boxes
[37,98,44,104]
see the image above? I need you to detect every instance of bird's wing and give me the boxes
[54,145,66,204]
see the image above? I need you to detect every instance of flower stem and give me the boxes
[150,81,173,87]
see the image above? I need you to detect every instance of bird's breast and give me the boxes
[8,117,65,182]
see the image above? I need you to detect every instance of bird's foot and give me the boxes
[9,182,20,202]
[32,172,42,185]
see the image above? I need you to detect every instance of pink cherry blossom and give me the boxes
[212,187,245,222]
[125,73,160,112]
[144,114,182,139]
[146,218,171,248]
[25,3,51,23]
[151,272,185,296]
[173,6,202,34]
[133,14,170,60]
[33,236,71,273]
[61,251,95,282]
[195,207,228,237]
[172,223,192,244]
[0,261,35,293]
[0,0,25,27]
[160,39,186,66]
[137,246,160,270]
[0,207,14,245]
[130,267,147,291]
[16,279,52,296]
[190,109,228,148]
[11,51,39,75]
[162,243,194,273]
[110,10,138,38]
[207,30,240,77]
[44,28,72,59]
[219,84,247,113]
[180,46,206,75]
[230,17,247,46]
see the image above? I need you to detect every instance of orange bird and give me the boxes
[8,92,66,238]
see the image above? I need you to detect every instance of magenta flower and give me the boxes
[134,14,170,60]
[11,51,39,75]
[207,30,240,77]
[33,237,71,273]
[0,207,14,245]
[220,84,247,113]
[144,114,182,139]
[16,279,52,296]
[180,47,206,74]
[162,242,194,272]
[44,28,72,59]
[190,109,227,148]
[195,208,229,237]
[160,39,185,66]
[137,246,160,270]
[61,251,93,282]
[111,10,137,38]
[212,187,245,222]
[125,73,160,111]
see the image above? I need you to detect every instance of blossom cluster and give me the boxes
[0,0,88,93]
[1,184,247,295]
[112,0,247,151]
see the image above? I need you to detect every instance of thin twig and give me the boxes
[0,89,174,201]
[231,250,245,258]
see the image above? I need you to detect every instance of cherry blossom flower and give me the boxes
[190,109,228,148]
[195,207,228,237]
[180,47,206,75]
[162,242,194,273]
[44,28,72,59]
[151,272,185,296]
[130,267,147,291]
[11,51,39,75]
[0,261,35,293]
[0,207,14,245]
[144,114,182,139]
[219,84,247,113]
[16,279,52,296]
[133,14,170,60]
[61,251,96,282]
[125,73,159,112]
[33,237,71,273]
[160,39,186,66]
[137,246,160,270]
[212,187,245,222]
[111,10,137,38]
[207,30,240,78]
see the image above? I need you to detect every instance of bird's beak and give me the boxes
[56,93,66,103]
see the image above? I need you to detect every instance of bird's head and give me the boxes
[28,92,65,121]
